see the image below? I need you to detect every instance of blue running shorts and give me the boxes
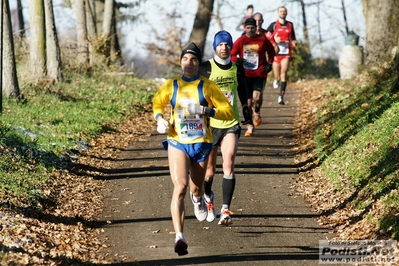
[163,139,213,162]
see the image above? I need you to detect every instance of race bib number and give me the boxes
[177,116,206,141]
[278,41,289,55]
[243,52,259,70]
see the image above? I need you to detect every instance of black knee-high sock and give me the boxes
[280,81,287,96]
[222,174,236,207]
[204,178,214,196]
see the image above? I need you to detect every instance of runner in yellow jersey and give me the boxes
[152,42,233,256]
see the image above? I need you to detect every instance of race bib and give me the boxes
[243,52,259,70]
[176,115,206,141]
[278,41,290,55]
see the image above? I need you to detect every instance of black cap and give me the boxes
[180,42,202,63]
[244,18,256,27]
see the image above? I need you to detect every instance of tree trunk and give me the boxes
[111,9,123,66]
[16,0,25,38]
[71,0,88,65]
[188,0,214,54]
[2,0,20,98]
[44,0,62,82]
[362,0,399,65]
[95,0,105,37]
[86,0,98,66]
[316,2,322,43]
[213,0,224,30]
[102,0,114,65]
[341,0,349,35]
[28,0,46,80]
[299,0,310,51]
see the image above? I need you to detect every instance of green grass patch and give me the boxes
[323,102,399,206]
[0,71,158,205]
[316,67,399,159]
[315,64,399,239]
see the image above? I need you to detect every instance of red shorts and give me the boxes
[274,55,291,64]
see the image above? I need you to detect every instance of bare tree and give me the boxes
[102,0,114,65]
[28,0,46,80]
[110,11,123,65]
[212,0,225,30]
[144,1,215,75]
[16,0,25,38]
[144,10,186,70]
[316,2,322,43]
[2,0,20,98]
[95,0,105,37]
[298,0,310,48]
[86,0,98,66]
[362,0,399,66]
[44,0,62,81]
[188,0,215,53]
[71,0,88,65]
[341,0,349,35]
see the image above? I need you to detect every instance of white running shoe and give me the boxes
[174,237,188,256]
[273,80,280,89]
[218,209,233,226]
[204,191,216,222]
[278,96,285,105]
[190,192,207,221]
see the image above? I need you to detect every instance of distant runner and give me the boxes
[266,6,297,105]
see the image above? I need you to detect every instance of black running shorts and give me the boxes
[211,124,241,147]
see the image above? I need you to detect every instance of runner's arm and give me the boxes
[207,81,234,121]
[236,64,248,106]
[265,22,276,43]
[230,40,242,65]
[152,81,173,121]
[264,38,276,63]
[198,61,211,78]
[290,22,297,48]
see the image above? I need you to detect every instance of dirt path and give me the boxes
[98,85,334,265]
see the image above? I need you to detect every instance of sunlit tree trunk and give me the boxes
[2,0,20,98]
[102,0,114,65]
[86,0,98,66]
[71,0,88,65]
[95,0,105,37]
[189,0,214,53]
[111,11,123,66]
[44,0,62,82]
[362,0,399,66]
[28,0,46,80]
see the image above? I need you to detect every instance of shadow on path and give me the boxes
[97,85,334,265]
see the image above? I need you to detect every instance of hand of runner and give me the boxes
[236,58,246,65]
[187,103,204,115]
[157,118,169,134]
[265,62,273,73]
[188,103,214,116]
